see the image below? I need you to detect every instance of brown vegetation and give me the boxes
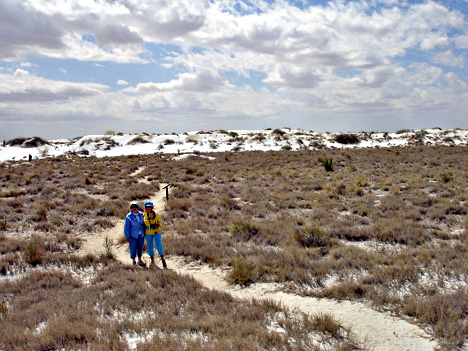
[0,146,467,349]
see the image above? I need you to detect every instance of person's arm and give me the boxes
[124,215,130,239]
[156,213,162,232]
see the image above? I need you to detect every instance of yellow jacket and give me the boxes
[143,211,162,234]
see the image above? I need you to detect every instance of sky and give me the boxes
[0,0,467,140]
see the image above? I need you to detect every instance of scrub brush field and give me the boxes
[0,145,467,350]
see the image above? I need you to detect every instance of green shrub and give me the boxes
[127,136,150,145]
[334,133,360,144]
[228,257,265,286]
[23,137,49,148]
[0,219,7,231]
[229,220,258,241]
[319,158,334,172]
[6,137,27,146]
[294,226,330,248]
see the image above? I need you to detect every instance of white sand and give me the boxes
[81,180,437,351]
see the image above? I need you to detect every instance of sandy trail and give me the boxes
[81,177,436,351]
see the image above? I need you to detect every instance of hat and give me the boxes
[130,201,139,209]
[144,201,153,207]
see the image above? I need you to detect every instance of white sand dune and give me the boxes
[81,182,437,351]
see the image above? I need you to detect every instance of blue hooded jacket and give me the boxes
[124,210,145,239]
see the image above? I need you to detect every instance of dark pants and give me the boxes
[129,236,144,259]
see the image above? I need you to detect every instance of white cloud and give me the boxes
[13,69,30,77]
[117,80,129,86]
[126,70,229,93]
[433,50,466,67]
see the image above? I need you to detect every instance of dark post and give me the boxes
[163,184,170,201]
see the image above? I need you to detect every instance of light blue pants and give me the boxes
[129,236,144,259]
[146,233,164,257]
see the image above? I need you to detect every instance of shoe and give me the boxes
[160,255,167,269]
[137,260,145,267]
[132,260,136,265]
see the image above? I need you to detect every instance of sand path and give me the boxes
[81,172,436,351]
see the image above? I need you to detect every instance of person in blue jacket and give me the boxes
[124,201,145,266]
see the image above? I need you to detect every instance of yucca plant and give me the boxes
[319,157,334,172]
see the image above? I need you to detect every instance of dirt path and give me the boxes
[81,180,436,351]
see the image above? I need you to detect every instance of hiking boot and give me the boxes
[132,260,136,265]
[137,260,145,267]
[160,255,167,269]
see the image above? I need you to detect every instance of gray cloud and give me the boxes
[0,71,107,102]
[0,0,64,60]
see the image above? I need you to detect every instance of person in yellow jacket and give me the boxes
[143,201,167,269]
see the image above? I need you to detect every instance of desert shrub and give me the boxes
[294,226,330,249]
[6,137,27,146]
[22,237,46,266]
[310,313,347,339]
[273,129,286,137]
[229,220,259,241]
[185,135,198,143]
[127,136,150,145]
[334,133,360,144]
[23,137,49,148]
[439,172,453,183]
[396,129,411,134]
[402,289,468,349]
[228,257,266,286]
[319,157,334,172]
[164,139,176,145]
[104,130,115,135]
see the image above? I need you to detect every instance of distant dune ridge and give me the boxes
[1,128,467,162]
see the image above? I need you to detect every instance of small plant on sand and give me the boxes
[294,226,330,249]
[319,158,334,172]
[228,257,265,286]
[311,313,346,339]
[439,172,453,183]
[23,238,45,266]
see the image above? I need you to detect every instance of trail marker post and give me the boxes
[163,184,171,201]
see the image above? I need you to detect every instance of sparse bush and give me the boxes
[311,313,346,339]
[294,226,330,249]
[6,137,27,146]
[273,129,286,137]
[164,139,176,145]
[23,237,46,266]
[185,135,198,144]
[334,133,360,145]
[319,157,334,171]
[127,136,150,145]
[229,220,259,241]
[23,137,49,148]
[228,257,265,286]
[439,172,453,183]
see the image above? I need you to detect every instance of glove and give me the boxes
[126,238,130,243]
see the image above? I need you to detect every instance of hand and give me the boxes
[126,238,130,243]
